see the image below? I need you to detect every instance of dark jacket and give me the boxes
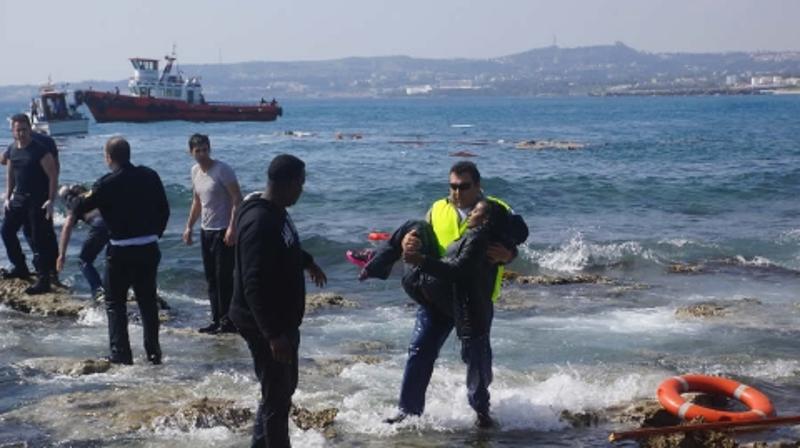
[74,163,169,240]
[419,224,497,338]
[228,196,313,340]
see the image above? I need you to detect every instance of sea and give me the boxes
[0,95,799,447]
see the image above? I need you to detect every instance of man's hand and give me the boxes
[306,262,327,287]
[42,200,54,220]
[182,227,193,246]
[486,243,514,264]
[269,335,293,364]
[401,229,422,253]
[56,255,65,272]
[402,250,424,265]
[223,226,236,246]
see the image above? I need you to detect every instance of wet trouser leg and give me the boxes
[398,304,454,415]
[201,229,235,325]
[461,333,493,415]
[1,202,29,272]
[79,223,108,295]
[105,243,161,363]
[243,328,299,448]
[26,204,56,277]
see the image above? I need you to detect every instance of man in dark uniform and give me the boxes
[1,114,59,294]
[1,127,61,285]
[73,137,169,365]
[228,154,326,448]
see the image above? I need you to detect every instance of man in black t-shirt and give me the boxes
[1,130,60,283]
[1,114,59,294]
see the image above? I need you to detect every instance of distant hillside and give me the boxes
[1,43,799,102]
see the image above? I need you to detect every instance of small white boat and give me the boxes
[27,83,89,136]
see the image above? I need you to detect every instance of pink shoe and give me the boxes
[345,248,375,268]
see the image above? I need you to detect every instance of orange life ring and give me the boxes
[367,232,390,241]
[657,374,775,422]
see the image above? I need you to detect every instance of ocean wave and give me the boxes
[77,305,106,326]
[525,233,658,273]
[336,360,663,433]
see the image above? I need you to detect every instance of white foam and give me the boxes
[733,255,775,267]
[527,233,657,273]
[77,305,106,326]
[451,124,474,128]
[514,307,702,336]
[726,359,800,380]
[334,359,662,434]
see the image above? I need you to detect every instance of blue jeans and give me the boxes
[398,305,493,415]
[399,304,454,415]
[79,219,108,295]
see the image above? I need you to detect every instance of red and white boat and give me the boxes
[76,52,282,123]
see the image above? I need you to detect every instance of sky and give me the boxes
[1,0,799,86]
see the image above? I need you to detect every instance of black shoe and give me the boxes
[383,412,409,424]
[198,323,219,334]
[50,271,64,288]
[475,412,494,429]
[147,352,162,365]
[1,267,31,280]
[215,322,238,334]
[105,355,133,365]
[25,279,51,295]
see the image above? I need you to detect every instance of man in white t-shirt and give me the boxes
[183,134,242,334]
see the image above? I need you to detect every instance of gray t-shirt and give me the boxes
[191,160,238,230]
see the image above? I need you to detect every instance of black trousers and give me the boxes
[200,229,235,325]
[1,196,56,275]
[104,242,161,363]
[242,328,299,448]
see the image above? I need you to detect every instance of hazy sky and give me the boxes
[1,0,798,86]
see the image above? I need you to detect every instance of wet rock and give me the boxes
[291,405,337,438]
[640,429,736,448]
[509,273,612,285]
[341,340,393,354]
[306,293,357,313]
[668,263,705,274]
[559,409,600,428]
[304,355,382,377]
[4,387,253,440]
[16,357,112,377]
[515,139,585,150]
[741,442,800,448]
[153,397,252,431]
[675,298,763,320]
[0,278,85,317]
[0,442,28,448]
[612,400,681,428]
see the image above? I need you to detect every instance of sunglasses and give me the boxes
[449,182,472,191]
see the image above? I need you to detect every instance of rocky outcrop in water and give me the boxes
[515,140,585,150]
[306,293,357,313]
[291,405,337,438]
[0,278,85,317]
[152,397,253,431]
[15,357,112,377]
[668,263,705,274]
[675,298,763,319]
[503,270,612,285]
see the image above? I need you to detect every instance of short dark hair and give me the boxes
[268,154,305,184]
[188,133,210,150]
[450,161,480,184]
[105,137,131,164]
[10,114,30,127]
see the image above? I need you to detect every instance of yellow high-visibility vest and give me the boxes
[428,196,511,301]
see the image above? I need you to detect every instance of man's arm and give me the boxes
[56,214,77,272]
[5,159,14,210]
[40,152,58,219]
[238,216,282,339]
[183,190,201,245]
[223,180,242,246]
[487,213,528,264]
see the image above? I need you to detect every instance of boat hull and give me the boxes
[32,118,90,136]
[78,91,282,123]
